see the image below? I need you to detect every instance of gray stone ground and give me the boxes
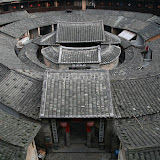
[45,153,116,160]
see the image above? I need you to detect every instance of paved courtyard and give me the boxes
[45,153,116,160]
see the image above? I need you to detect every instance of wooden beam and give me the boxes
[82,0,86,10]
[146,34,160,42]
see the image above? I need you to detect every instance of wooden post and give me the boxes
[46,2,49,8]
[82,0,86,10]
[66,123,71,147]
[87,126,91,147]
[105,119,113,152]
[52,24,54,32]
[54,0,58,7]
[38,27,40,36]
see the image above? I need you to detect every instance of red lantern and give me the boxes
[86,121,95,127]
[60,121,68,127]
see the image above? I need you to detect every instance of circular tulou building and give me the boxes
[0,1,160,160]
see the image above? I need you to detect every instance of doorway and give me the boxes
[70,119,87,144]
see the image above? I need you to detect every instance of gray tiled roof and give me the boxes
[23,43,46,69]
[120,37,132,49]
[116,120,160,160]
[0,33,24,70]
[0,16,57,38]
[147,15,160,25]
[56,21,105,43]
[0,109,41,149]
[102,31,121,45]
[111,74,160,118]
[34,30,120,46]
[59,46,101,64]
[0,140,26,160]
[41,46,59,64]
[0,10,158,41]
[0,66,42,119]
[42,45,121,65]
[0,11,29,26]
[128,149,160,160]
[40,70,114,118]
[18,43,45,72]
[0,63,11,82]
[110,47,143,80]
[34,32,57,46]
[138,23,160,40]
[0,109,41,160]
[101,45,121,65]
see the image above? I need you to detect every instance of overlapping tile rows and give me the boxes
[128,149,160,160]
[0,10,30,26]
[0,68,42,119]
[0,109,41,159]
[111,74,160,118]
[34,32,57,46]
[41,46,59,64]
[0,9,159,159]
[102,31,121,45]
[40,70,114,118]
[59,46,100,64]
[18,43,45,72]
[24,43,46,69]
[116,120,160,160]
[0,109,41,148]
[0,140,26,160]
[56,21,105,43]
[100,45,121,64]
[110,47,143,80]
[0,10,158,41]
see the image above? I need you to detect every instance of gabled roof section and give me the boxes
[0,67,42,119]
[58,46,101,64]
[0,140,26,160]
[111,74,160,118]
[115,120,160,160]
[41,46,59,64]
[34,31,56,46]
[40,70,114,118]
[101,45,121,65]
[0,11,30,26]
[0,109,41,149]
[56,21,105,43]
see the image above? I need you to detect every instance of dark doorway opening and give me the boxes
[70,119,87,144]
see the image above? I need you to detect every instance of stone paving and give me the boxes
[45,153,116,160]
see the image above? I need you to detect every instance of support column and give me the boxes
[99,119,105,150]
[42,119,53,151]
[51,119,58,150]
[52,24,54,32]
[105,119,113,152]
[87,126,91,147]
[82,0,86,10]
[66,123,71,147]
[54,0,58,7]
[38,27,40,36]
